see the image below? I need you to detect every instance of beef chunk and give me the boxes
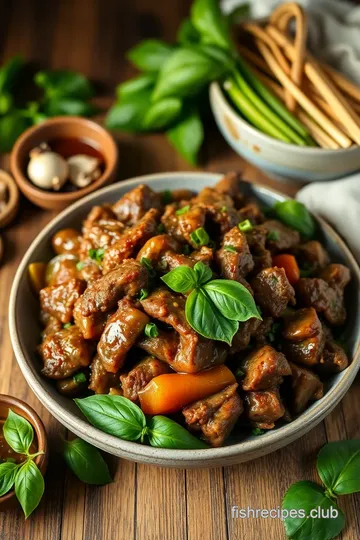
[284,335,325,367]
[112,184,162,225]
[98,298,150,373]
[80,259,148,317]
[120,356,171,402]
[161,203,206,246]
[246,226,272,273]
[230,318,262,354]
[317,339,349,374]
[56,376,88,396]
[73,297,111,340]
[183,384,243,447]
[41,315,63,339]
[160,251,196,272]
[169,189,195,202]
[40,278,85,324]
[282,308,324,366]
[296,278,346,326]
[318,264,351,290]
[239,202,264,224]
[241,345,291,391]
[264,220,300,253]
[214,172,245,208]
[39,326,93,379]
[191,246,214,265]
[216,227,254,280]
[46,254,79,286]
[251,267,295,317]
[136,234,181,270]
[80,219,125,257]
[137,331,179,365]
[103,209,160,273]
[192,187,234,208]
[82,205,117,235]
[141,288,227,373]
[295,241,330,272]
[289,362,324,414]
[89,354,120,394]
[245,387,285,429]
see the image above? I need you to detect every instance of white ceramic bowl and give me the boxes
[9,172,360,468]
[210,82,360,183]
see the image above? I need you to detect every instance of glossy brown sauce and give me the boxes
[0,419,37,463]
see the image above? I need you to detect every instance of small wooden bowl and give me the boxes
[10,116,119,211]
[0,170,19,228]
[0,395,48,510]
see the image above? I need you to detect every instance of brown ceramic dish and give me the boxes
[0,170,19,228]
[0,394,48,509]
[10,117,119,211]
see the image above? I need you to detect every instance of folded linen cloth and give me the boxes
[221,0,360,263]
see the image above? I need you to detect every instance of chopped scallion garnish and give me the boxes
[238,219,253,232]
[144,322,159,338]
[190,227,210,246]
[176,205,190,216]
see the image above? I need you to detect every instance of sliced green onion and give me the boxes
[89,248,105,263]
[252,428,265,436]
[76,261,85,271]
[63,323,73,329]
[140,257,156,277]
[145,322,159,338]
[235,367,244,378]
[176,205,190,216]
[157,223,165,233]
[238,219,253,232]
[183,244,191,255]
[224,245,237,253]
[162,190,173,205]
[139,288,149,301]
[73,372,87,384]
[190,227,210,246]
[221,206,227,213]
[266,231,280,242]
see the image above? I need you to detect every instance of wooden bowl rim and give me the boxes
[0,170,19,228]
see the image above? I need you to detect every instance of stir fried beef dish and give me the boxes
[32,172,351,448]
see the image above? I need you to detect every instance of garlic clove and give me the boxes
[27,151,69,191]
[67,154,101,188]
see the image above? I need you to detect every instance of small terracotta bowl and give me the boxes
[0,170,19,228]
[10,116,119,211]
[0,395,48,510]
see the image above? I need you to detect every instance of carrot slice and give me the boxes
[273,254,300,285]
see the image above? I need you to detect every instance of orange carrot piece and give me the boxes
[273,254,300,285]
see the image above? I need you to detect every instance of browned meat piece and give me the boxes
[41,315,63,339]
[160,251,196,272]
[120,356,171,402]
[56,376,88,396]
[141,288,227,373]
[284,335,325,367]
[102,209,160,273]
[137,331,179,364]
[246,226,272,273]
[97,298,150,373]
[295,278,346,326]
[183,384,243,447]
[52,228,82,256]
[239,203,264,224]
[39,326,93,379]
[80,219,125,257]
[204,204,240,235]
[73,297,112,339]
[289,362,324,414]
[295,241,330,272]
[161,203,206,246]
[241,345,291,391]
[40,279,85,324]
[317,339,349,374]
[82,205,117,235]
[245,387,285,429]
[88,354,120,394]
[263,220,300,253]
[214,172,245,208]
[318,264,351,290]
[168,189,195,202]
[282,308,321,341]
[112,184,162,225]
[192,187,234,208]
[191,246,214,265]
[251,267,295,317]
[216,227,254,281]
[136,234,181,270]
[80,259,148,317]
[45,254,79,286]
[230,318,262,354]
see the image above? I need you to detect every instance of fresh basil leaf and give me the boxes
[15,460,44,518]
[317,440,360,496]
[167,106,204,165]
[143,98,182,130]
[63,438,112,485]
[203,280,261,322]
[147,416,208,449]
[105,88,152,132]
[152,47,225,101]
[116,74,156,100]
[44,98,96,117]
[0,92,13,115]
[190,0,232,51]
[3,409,34,455]
[185,289,238,344]
[282,481,344,540]
[0,112,29,152]
[74,395,146,441]
[193,261,212,286]
[0,462,19,497]
[127,40,174,72]
[34,70,94,99]
[0,56,24,93]
[274,200,315,238]
[177,18,200,45]
[197,43,235,70]
[161,265,197,293]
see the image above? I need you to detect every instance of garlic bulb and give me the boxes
[67,154,101,188]
[27,151,69,191]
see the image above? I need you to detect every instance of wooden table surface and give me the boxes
[0,1,359,539]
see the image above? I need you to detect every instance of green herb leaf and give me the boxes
[139,288,149,301]
[185,289,238,344]
[144,322,159,338]
[153,47,225,101]
[44,98,96,117]
[116,74,156,100]
[15,460,45,519]
[0,56,24,93]
[177,18,200,46]
[224,245,237,253]
[274,200,315,238]
[203,279,262,322]
[147,416,208,449]
[140,256,156,277]
[252,428,265,436]
[0,92,13,115]
[162,190,173,205]
[88,248,104,263]
[190,226,210,246]
[127,40,174,72]
[0,461,19,497]
[266,230,280,242]
[167,106,204,165]
[176,204,190,216]
[105,88,152,132]
[193,261,212,286]
[161,265,197,293]
[76,261,85,271]
[238,219,253,232]
[63,323,73,329]
[34,70,94,100]
[317,440,360,496]
[143,98,182,130]
[183,244,191,255]
[0,112,29,152]
[74,395,146,441]
[282,481,344,540]
[3,409,34,456]
[190,0,232,50]
[73,372,87,384]
[63,438,112,485]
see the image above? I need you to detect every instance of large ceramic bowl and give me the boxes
[9,172,360,468]
[210,82,360,183]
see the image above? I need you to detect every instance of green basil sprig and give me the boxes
[274,200,315,238]
[127,40,174,73]
[63,438,112,485]
[282,439,360,539]
[161,261,261,344]
[0,410,45,518]
[75,395,207,450]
